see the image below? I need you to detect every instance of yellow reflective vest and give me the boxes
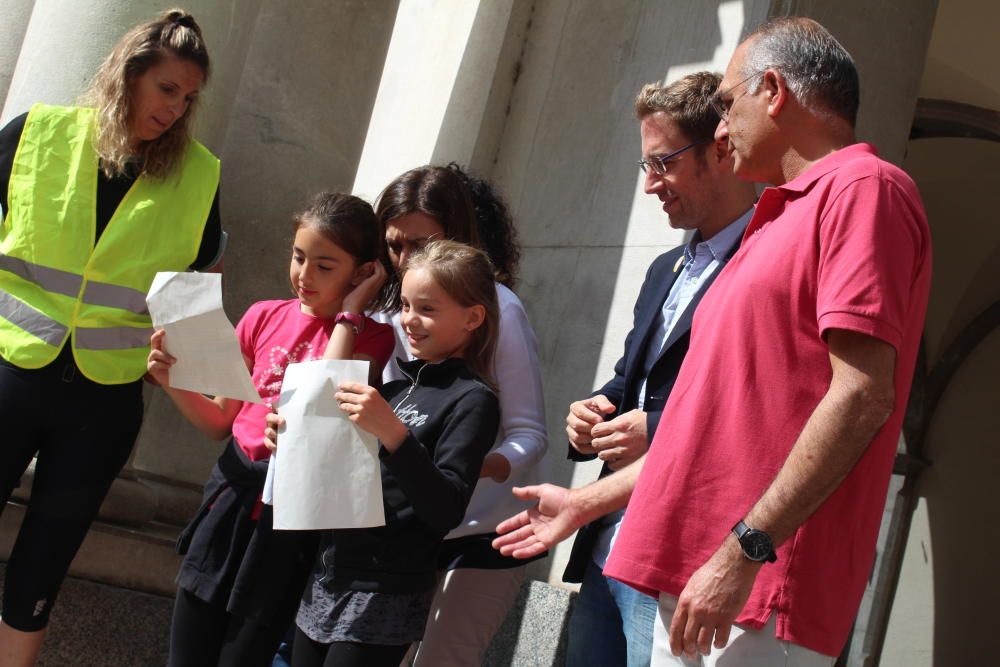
[0,104,219,383]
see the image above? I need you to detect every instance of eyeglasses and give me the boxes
[638,139,710,175]
[710,70,765,122]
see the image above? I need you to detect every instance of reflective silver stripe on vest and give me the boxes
[0,253,150,315]
[75,325,154,351]
[0,290,69,346]
[0,254,82,299]
[82,281,150,315]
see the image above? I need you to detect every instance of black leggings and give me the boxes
[0,351,143,631]
[167,588,289,667]
[291,627,410,667]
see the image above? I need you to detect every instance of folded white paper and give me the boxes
[146,272,261,404]
[267,359,385,530]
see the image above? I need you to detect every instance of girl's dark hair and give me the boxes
[446,163,520,289]
[293,192,390,307]
[404,240,500,390]
[373,166,479,311]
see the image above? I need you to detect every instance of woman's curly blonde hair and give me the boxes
[80,8,210,179]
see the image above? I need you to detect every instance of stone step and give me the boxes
[0,558,576,666]
[0,502,182,596]
[484,579,574,666]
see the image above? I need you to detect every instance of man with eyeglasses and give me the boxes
[559,71,755,667]
[496,16,930,667]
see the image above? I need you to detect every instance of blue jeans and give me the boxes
[567,558,658,667]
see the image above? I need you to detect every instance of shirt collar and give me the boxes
[395,356,475,385]
[685,207,754,263]
[776,142,878,195]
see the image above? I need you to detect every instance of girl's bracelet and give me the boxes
[334,311,365,335]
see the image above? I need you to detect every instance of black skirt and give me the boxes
[175,439,319,628]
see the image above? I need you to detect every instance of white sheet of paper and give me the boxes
[268,359,385,530]
[146,272,261,404]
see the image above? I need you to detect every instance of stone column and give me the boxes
[0,0,35,106]
[351,0,531,200]
[210,0,401,322]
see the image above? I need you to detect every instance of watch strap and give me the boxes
[334,312,365,335]
[731,519,777,564]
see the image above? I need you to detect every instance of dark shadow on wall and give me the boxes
[878,133,1000,666]
[904,298,1000,666]
[923,321,1000,666]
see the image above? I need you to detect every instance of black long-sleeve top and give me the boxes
[316,357,500,594]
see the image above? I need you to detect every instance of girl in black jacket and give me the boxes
[267,240,502,667]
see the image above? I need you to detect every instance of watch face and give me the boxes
[743,530,773,561]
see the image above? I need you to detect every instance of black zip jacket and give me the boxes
[316,357,500,594]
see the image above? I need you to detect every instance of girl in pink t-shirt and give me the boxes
[147,192,395,667]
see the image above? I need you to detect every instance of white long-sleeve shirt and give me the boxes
[374,283,549,540]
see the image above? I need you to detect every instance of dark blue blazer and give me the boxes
[562,241,736,583]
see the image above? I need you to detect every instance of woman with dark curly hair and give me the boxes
[446,162,521,290]
[368,165,548,666]
[0,9,222,664]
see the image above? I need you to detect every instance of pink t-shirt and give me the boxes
[604,144,932,657]
[231,299,395,461]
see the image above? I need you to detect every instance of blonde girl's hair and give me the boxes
[80,8,210,179]
[403,240,500,390]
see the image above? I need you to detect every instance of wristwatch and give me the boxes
[334,312,365,335]
[732,520,777,563]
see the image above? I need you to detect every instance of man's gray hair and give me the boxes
[742,17,859,126]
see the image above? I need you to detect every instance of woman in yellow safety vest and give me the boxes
[0,9,222,663]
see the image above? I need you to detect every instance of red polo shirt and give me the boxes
[603,144,931,657]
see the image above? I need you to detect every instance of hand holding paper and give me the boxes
[146,329,173,386]
[262,410,282,455]
[145,272,260,403]
[334,382,408,450]
[267,360,386,530]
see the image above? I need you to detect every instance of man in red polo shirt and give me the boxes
[495,16,931,665]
